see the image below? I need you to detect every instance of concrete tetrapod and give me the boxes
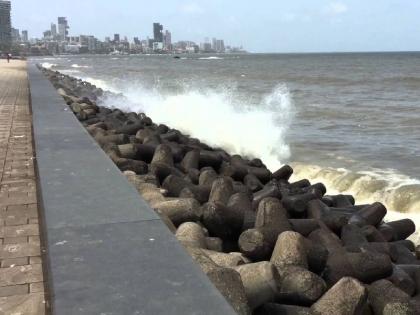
[234,261,281,310]
[368,279,417,315]
[311,277,367,315]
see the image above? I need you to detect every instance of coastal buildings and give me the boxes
[57,17,69,41]
[7,8,245,56]
[0,0,11,51]
[3,0,245,55]
[51,23,57,38]
[114,33,120,43]
[21,29,28,42]
[11,27,19,42]
[163,30,171,50]
[153,22,163,42]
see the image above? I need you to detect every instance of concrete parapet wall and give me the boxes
[28,62,236,314]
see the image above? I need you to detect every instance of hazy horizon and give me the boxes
[10,0,420,53]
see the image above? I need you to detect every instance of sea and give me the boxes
[36,52,420,243]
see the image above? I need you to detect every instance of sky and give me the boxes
[10,0,420,53]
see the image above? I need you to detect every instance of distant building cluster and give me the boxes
[0,1,246,56]
[0,0,12,51]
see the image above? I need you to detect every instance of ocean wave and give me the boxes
[41,62,57,69]
[291,162,420,213]
[84,77,295,170]
[61,69,81,74]
[382,76,420,85]
[199,56,223,60]
[77,76,120,94]
[290,162,420,243]
[71,64,90,68]
[38,57,61,61]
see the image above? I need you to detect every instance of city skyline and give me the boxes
[5,12,238,55]
[8,0,420,53]
[8,1,242,52]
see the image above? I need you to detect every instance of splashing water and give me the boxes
[41,62,57,69]
[99,81,294,170]
[65,72,420,243]
[71,64,91,68]
[291,162,420,244]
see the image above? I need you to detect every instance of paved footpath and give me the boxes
[0,60,46,314]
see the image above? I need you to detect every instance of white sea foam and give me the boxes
[61,69,81,74]
[93,79,294,170]
[41,62,57,69]
[290,162,420,212]
[78,76,120,94]
[74,74,420,243]
[291,162,420,244]
[71,64,90,68]
[199,56,223,60]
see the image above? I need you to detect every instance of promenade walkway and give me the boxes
[0,60,46,314]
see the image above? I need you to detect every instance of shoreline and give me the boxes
[38,65,420,314]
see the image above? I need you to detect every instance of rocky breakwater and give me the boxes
[39,66,420,315]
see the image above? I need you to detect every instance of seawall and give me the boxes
[28,62,237,314]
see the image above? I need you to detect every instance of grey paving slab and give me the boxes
[28,64,159,228]
[49,220,234,315]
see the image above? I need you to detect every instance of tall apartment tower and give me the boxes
[57,17,69,41]
[114,34,120,43]
[21,30,28,42]
[153,23,163,42]
[11,27,19,42]
[51,23,57,38]
[216,39,225,52]
[0,0,11,50]
[163,30,171,50]
[212,38,217,50]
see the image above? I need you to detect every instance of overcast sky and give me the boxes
[10,0,420,52]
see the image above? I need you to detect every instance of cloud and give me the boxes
[181,3,204,14]
[325,2,349,16]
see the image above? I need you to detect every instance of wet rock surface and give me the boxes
[40,66,420,315]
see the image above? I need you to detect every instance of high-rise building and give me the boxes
[153,23,163,42]
[114,34,120,43]
[0,0,12,50]
[211,38,217,50]
[200,42,212,52]
[11,27,20,42]
[79,35,89,46]
[43,30,52,40]
[216,39,225,53]
[57,17,69,41]
[133,37,140,45]
[21,30,28,42]
[163,30,171,50]
[87,36,96,52]
[51,23,57,38]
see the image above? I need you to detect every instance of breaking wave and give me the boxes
[71,64,90,68]
[74,74,294,170]
[198,56,224,60]
[291,162,420,244]
[102,82,295,170]
[291,162,420,213]
[41,62,57,69]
